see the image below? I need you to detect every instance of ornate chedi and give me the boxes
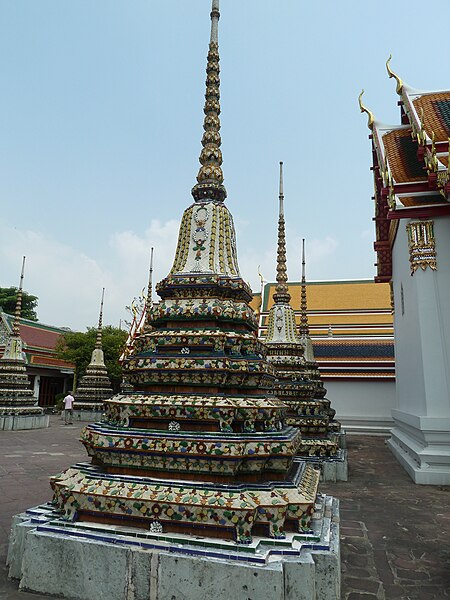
[297,240,342,439]
[73,288,113,414]
[50,1,320,544]
[0,257,47,429]
[264,165,340,459]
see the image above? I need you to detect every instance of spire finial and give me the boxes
[146,247,154,315]
[210,0,220,43]
[273,162,290,304]
[12,256,26,337]
[95,288,105,349]
[279,161,284,216]
[191,0,226,203]
[386,55,403,96]
[358,89,375,131]
[299,239,309,335]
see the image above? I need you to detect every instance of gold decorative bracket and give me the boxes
[406,220,437,275]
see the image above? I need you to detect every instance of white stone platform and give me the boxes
[300,449,348,483]
[387,411,450,485]
[73,408,105,422]
[0,413,49,431]
[8,495,340,600]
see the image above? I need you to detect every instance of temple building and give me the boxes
[8,3,340,598]
[0,312,74,408]
[0,258,49,430]
[360,59,450,484]
[73,289,113,420]
[255,279,395,434]
[263,163,346,481]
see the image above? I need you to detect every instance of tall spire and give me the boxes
[12,256,26,337]
[191,0,226,203]
[299,239,309,335]
[146,247,154,314]
[95,288,105,349]
[273,161,291,304]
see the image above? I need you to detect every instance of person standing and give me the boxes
[63,392,74,425]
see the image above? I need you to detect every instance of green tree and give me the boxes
[0,287,38,321]
[55,326,128,392]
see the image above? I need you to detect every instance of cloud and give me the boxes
[238,235,339,291]
[0,216,339,330]
[0,218,180,331]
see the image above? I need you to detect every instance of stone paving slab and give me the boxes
[1,417,450,599]
[322,435,450,600]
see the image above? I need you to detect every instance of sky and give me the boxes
[1,0,449,330]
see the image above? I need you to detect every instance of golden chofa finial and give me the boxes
[386,55,403,95]
[358,89,375,131]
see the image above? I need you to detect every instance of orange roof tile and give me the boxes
[413,92,450,142]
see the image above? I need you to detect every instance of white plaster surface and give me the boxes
[326,379,395,434]
[389,216,450,484]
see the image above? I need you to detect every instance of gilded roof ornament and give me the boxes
[273,161,291,304]
[358,89,375,131]
[191,0,227,203]
[386,55,403,96]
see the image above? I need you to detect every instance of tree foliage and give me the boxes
[55,326,128,391]
[0,287,38,321]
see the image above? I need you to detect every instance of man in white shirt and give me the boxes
[63,392,74,425]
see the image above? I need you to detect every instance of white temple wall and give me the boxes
[325,379,395,434]
[388,215,450,484]
[392,222,426,415]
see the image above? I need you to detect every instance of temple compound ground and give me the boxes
[1,415,449,599]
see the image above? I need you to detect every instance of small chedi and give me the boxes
[50,2,320,544]
[0,257,48,430]
[264,165,341,460]
[73,288,113,417]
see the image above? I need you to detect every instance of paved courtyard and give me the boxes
[1,416,449,599]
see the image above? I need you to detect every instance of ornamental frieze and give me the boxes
[51,463,319,544]
[148,297,258,329]
[406,220,437,274]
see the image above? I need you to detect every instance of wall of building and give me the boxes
[392,217,450,419]
[392,222,426,415]
[325,379,395,434]
[389,215,450,483]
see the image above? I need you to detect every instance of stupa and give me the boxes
[264,165,346,480]
[73,288,113,421]
[8,4,340,598]
[0,257,48,430]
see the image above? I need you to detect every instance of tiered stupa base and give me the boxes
[0,358,49,430]
[51,460,319,543]
[73,355,113,421]
[1,412,49,431]
[8,494,340,600]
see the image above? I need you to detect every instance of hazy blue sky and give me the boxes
[1,0,448,329]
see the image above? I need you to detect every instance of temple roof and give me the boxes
[1,312,74,371]
[258,280,394,380]
[360,63,450,282]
